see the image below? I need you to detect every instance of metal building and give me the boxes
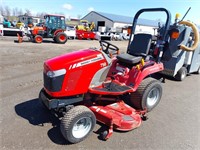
[81,11,159,35]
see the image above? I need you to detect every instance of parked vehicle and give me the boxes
[122,33,130,40]
[76,20,96,40]
[159,8,200,81]
[17,14,67,44]
[95,32,111,40]
[0,23,3,36]
[76,30,96,40]
[65,26,76,39]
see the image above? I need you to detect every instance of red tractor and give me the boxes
[18,14,67,44]
[39,8,197,143]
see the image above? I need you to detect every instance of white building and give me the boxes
[81,11,159,35]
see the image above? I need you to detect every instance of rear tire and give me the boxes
[55,32,67,44]
[60,105,96,143]
[175,67,187,81]
[34,35,43,43]
[130,77,162,112]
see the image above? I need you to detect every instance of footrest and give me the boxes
[89,81,133,95]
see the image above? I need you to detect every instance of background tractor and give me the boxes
[18,14,67,44]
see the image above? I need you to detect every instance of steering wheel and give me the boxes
[99,40,120,57]
[179,20,199,51]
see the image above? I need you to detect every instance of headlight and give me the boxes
[47,69,66,78]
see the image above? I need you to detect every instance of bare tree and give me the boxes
[12,7,18,16]
[36,12,46,18]
[25,9,31,16]
[4,6,11,19]
[0,5,5,16]
[18,8,23,16]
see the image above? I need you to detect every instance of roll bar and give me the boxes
[128,8,171,47]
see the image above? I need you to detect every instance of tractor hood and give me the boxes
[43,48,110,97]
[44,49,106,71]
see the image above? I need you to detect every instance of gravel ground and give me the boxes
[0,36,200,150]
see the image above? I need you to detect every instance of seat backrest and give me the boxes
[128,33,152,56]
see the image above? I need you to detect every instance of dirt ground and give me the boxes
[0,37,200,150]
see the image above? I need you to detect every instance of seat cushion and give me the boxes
[116,53,142,65]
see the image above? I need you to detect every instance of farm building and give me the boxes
[81,11,160,35]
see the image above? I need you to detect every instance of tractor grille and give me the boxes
[43,73,64,92]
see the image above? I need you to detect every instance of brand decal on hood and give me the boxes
[69,54,104,70]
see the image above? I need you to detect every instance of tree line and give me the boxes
[0,5,47,21]
[0,5,83,22]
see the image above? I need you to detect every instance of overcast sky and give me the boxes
[1,0,199,24]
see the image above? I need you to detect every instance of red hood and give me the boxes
[45,49,103,70]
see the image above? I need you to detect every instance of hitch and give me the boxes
[136,108,148,121]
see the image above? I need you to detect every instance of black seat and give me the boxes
[117,33,152,65]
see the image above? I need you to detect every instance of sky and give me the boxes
[0,0,200,24]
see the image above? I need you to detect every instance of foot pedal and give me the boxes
[89,81,133,95]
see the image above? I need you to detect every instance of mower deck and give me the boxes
[89,101,144,139]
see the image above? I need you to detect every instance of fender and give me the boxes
[54,29,64,37]
[127,62,164,91]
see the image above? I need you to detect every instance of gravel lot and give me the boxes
[0,36,200,150]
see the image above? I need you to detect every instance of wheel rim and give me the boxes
[181,70,186,80]
[36,37,42,43]
[59,34,66,42]
[147,87,160,107]
[72,117,92,139]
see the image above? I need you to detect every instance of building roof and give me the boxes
[18,15,41,19]
[84,11,160,27]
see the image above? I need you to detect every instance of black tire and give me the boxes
[53,37,56,42]
[34,35,43,43]
[130,77,162,112]
[55,32,67,44]
[175,67,187,81]
[60,105,96,144]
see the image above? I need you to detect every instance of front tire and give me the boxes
[130,78,162,112]
[60,106,96,144]
[34,35,43,43]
